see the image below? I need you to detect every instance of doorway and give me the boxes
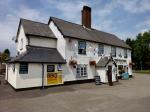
[107,65,113,86]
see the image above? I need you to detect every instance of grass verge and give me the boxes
[135,70,150,74]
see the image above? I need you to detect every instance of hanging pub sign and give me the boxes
[57,64,62,71]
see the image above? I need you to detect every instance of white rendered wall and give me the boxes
[96,62,117,83]
[29,37,57,48]
[49,19,132,82]
[49,21,66,59]
[127,49,132,75]
[7,64,17,88]
[15,63,43,89]
[16,25,28,54]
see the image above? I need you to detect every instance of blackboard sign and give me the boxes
[95,76,101,85]
[47,65,55,72]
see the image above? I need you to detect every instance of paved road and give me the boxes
[0,74,150,112]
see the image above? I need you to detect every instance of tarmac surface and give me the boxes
[0,73,150,112]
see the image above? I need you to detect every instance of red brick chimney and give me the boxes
[82,6,91,28]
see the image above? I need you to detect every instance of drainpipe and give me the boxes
[41,63,44,89]
[6,63,8,82]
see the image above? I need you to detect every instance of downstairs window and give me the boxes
[19,63,28,74]
[76,64,87,78]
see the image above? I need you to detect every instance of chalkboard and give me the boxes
[95,76,101,85]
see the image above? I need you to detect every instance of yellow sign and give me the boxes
[47,73,62,85]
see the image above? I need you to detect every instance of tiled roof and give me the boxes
[16,19,56,42]
[50,17,131,49]
[10,46,66,63]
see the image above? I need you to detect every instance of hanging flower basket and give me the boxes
[89,60,96,66]
[69,60,77,66]
[129,62,135,66]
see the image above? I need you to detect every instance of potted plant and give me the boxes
[89,60,96,66]
[69,59,77,68]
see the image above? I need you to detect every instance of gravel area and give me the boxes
[0,73,150,112]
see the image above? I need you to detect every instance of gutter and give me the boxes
[41,63,44,89]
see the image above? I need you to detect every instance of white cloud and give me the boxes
[117,0,150,13]
[0,5,48,56]
[135,19,150,29]
[46,0,87,23]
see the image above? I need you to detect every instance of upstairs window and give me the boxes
[98,44,104,56]
[111,46,116,57]
[78,40,86,55]
[20,38,23,50]
[76,64,87,78]
[124,49,127,58]
[19,63,28,74]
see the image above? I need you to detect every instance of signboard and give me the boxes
[47,64,63,85]
[47,65,55,72]
[95,76,101,85]
[47,73,58,84]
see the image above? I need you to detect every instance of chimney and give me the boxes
[82,6,91,28]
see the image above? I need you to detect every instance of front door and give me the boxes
[107,65,113,86]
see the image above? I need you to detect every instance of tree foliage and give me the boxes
[0,49,10,62]
[126,31,150,70]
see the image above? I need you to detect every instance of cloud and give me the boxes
[46,0,87,23]
[117,0,150,13]
[0,5,48,56]
[0,0,149,55]
[135,18,150,29]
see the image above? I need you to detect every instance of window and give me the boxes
[12,64,15,72]
[111,46,116,57]
[20,38,23,50]
[78,40,86,55]
[47,65,55,72]
[57,64,62,71]
[76,64,87,77]
[98,44,104,56]
[124,49,127,58]
[19,63,28,74]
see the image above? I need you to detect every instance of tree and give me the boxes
[126,31,150,70]
[0,49,11,62]
[3,49,10,57]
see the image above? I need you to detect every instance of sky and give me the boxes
[0,0,150,56]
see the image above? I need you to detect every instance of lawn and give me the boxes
[135,70,150,74]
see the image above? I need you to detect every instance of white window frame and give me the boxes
[76,64,87,78]
[98,44,104,56]
[20,38,23,50]
[124,49,127,58]
[111,46,116,57]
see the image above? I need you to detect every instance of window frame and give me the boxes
[19,63,28,74]
[78,40,86,55]
[76,64,87,78]
[111,46,116,57]
[20,38,23,50]
[98,44,104,56]
[124,49,127,58]
[13,63,15,73]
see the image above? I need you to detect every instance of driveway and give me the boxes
[0,74,150,112]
